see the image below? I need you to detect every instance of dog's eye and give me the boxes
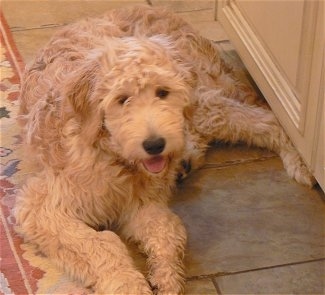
[156,88,169,99]
[117,95,129,105]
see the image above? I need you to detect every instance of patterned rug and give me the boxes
[0,12,90,294]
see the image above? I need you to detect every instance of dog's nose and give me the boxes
[142,136,166,155]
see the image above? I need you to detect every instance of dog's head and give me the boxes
[65,36,195,176]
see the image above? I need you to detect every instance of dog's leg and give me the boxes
[121,203,187,295]
[191,87,316,186]
[15,177,152,294]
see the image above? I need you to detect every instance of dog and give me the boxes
[15,5,315,294]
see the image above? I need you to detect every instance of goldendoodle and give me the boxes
[15,5,315,294]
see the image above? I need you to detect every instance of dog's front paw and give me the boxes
[148,264,185,295]
[149,279,184,295]
[176,159,192,183]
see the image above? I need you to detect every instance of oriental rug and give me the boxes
[0,11,89,294]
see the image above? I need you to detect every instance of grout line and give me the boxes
[10,24,65,32]
[177,8,213,14]
[147,3,214,14]
[186,257,325,281]
[200,154,278,170]
[212,277,223,295]
[213,38,230,44]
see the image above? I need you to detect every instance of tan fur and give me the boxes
[15,5,315,294]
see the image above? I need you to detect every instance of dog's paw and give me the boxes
[148,265,185,295]
[287,162,316,187]
[176,159,192,183]
[281,151,316,187]
[149,280,184,295]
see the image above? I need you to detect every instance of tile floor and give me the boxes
[2,0,325,294]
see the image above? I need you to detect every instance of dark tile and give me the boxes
[214,260,325,294]
[171,158,325,277]
[185,278,217,294]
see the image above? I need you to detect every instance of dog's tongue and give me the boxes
[143,156,166,173]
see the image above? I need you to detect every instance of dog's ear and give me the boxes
[183,104,194,121]
[64,60,99,116]
[63,60,106,146]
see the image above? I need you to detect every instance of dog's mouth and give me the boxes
[142,156,167,174]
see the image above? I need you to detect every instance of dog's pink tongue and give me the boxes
[143,156,166,173]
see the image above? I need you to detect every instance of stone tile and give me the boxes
[3,0,147,63]
[4,0,228,63]
[185,279,217,294]
[149,1,229,42]
[150,0,215,14]
[190,21,228,42]
[2,0,147,29]
[214,260,325,294]
[177,9,215,23]
[171,158,325,277]
[145,0,228,42]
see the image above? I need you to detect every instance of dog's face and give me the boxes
[67,36,193,176]
[102,83,187,174]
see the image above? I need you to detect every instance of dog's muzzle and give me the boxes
[142,136,167,173]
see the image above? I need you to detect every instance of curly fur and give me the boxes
[15,5,315,294]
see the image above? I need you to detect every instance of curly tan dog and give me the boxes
[15,5,315,294]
